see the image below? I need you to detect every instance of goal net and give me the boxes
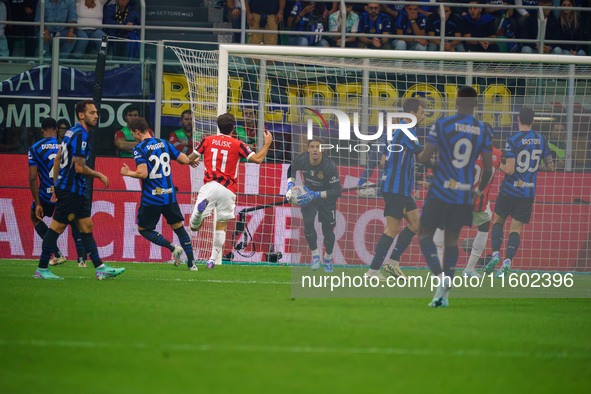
[173,44,591,273]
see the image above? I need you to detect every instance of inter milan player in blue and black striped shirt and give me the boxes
[365,98,425,281]
[28,117,87,267]
[120,117,198,271]
[34,100,125,280]
[417,87,493,307]
[485,107,553,277]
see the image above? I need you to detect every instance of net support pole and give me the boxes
[214,46,230,265]
[257,59,267,151]
[565,63,575,172]
[340,0,346,48]
[360,58,370,165]
[154,41,164,138]
[50,37,60,120]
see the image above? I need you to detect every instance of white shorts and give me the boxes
[191,181,236,224]
[472,204,492,227]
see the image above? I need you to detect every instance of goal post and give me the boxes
[174,43,591,272]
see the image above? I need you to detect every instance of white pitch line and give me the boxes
[0,274,294,285]
[0,339,588,360]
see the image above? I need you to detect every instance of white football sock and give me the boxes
[209,230,225,262]
[466,230,488,272]
[433,228,445,265]
[311,248,319,257]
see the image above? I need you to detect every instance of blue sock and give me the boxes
[70,225,86,261]
[370,234,394,270]
[38,229,60,269]
[389,227,415,261]
[174,226,195,266]
[419,236,442,276]
[139,229,174,252]
[80,232,103,269]
[491,222,503,255]
[506,232,520,262]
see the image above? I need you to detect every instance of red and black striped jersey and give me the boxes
[473,146,502,212]
[196,134,254,193]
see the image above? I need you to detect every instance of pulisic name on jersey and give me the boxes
[212,139,232,148]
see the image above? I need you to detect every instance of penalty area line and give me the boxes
[0,339,588,360]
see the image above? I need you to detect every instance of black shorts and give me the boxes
[31,199,56,218]
[137,202,184,230]
[53,189,91,224]
[420,198,473,231]
[383,193,418,219]
[301,200,336,227]
[494,194,534,224]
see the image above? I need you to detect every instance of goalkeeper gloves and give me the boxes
[297,186,321,207]
[285,181,295,202]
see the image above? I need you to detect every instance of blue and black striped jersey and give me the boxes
[134,138,181,206]
[28,137,60,204]
[55,124,91,196]
[427,114,492,204]
[380,122,422,197]
[499,130,551,198]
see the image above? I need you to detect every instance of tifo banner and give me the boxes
[0,155,589,271]
[0,65,145,136]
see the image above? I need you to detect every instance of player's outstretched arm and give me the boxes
[187,152,201,166]
[120,163,147,179]
[248,130,273,164]
[417,143,438,169]
[73,156,109,188]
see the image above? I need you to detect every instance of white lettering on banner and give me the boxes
[123,176,141,191]
[7,104,30,128]
[0,198,25,255]
[354,209,387,264]
[244,163,260,195]
[190,162,205,192]
[91,201,114,258]
[123,202,138,259]
[34,104,50,127]
[16,71,34,91]
[0,103,119,129]
[274,207,301,263]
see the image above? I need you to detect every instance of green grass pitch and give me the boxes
[1,260,590,394]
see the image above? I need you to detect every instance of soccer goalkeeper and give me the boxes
[286,136,342,272]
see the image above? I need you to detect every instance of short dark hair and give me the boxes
[124,105,140,117]
[308,136,325,146]
[456,86,478,111]
[181,109,192,118]
[519,107,535,126]
[75,100,95,120]
[217,113,235,135]
[57,119,70,130]
[41,117,57,130]
[403,98,424,114]
[128,117,150,133]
